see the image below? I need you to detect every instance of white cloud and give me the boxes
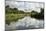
[5,1,44,12]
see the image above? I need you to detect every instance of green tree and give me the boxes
[14,8,18,10]
[5,5,9,8]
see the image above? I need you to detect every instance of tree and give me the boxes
[5,5,9,8]
[31,8,44,20]
[14,8,18,10]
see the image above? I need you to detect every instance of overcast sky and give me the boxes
[5,0,44,12]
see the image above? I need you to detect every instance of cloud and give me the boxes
[5,0,44,12]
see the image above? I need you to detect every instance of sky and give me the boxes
[5,0,44,12]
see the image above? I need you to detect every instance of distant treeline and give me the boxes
[5,5,44,20]
[5,5,44,25]
[5,5,25,14]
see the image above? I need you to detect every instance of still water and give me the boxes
[5,16,44,31]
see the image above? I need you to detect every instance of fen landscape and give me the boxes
[5,5,44,25]
[5,1,44,31]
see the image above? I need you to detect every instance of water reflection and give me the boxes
[5,16,44,30]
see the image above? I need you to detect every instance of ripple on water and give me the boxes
[5,16,44,30]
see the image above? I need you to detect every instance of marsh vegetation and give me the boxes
[5,5,44,25]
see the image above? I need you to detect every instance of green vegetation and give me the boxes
[6,14,26,25]
[5,5,31,25]
[31,8,44,20]
[5,5,44,25]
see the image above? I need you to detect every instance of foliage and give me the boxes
[5,5,44,25]
[31,8,44,20]
[5,5,27,25]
